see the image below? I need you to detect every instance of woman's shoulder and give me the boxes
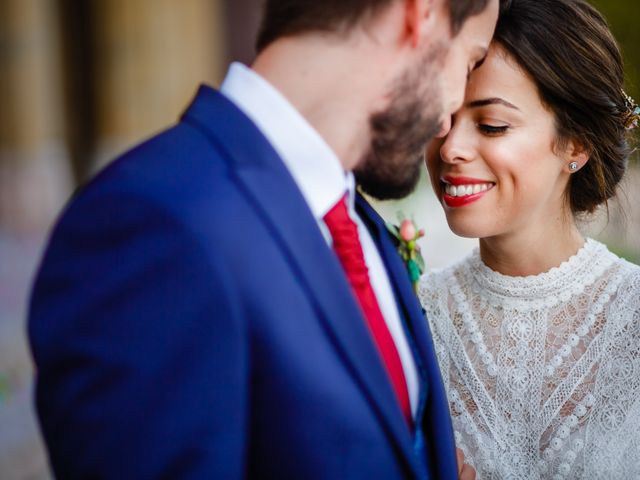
[616,254,640,277]
[608,249,640,293]
[619,258,640,305]
[601,248,640,324]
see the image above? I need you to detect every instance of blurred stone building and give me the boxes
[0,1,261,478]
[0,0,265,236]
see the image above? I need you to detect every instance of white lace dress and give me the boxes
[419,239,640,479]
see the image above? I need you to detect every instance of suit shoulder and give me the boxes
[64,120,250,221]
[91,121,233,194]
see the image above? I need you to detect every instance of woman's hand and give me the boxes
[457,448,476,480]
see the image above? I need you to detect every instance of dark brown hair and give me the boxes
[495,0,633,215]
[256,0,491,53]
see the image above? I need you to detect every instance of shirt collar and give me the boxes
[220,62,350,219]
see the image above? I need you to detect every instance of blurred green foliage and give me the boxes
[591,0,640,99]
[0,375,8,404]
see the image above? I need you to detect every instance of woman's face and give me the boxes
[426,43,574,241]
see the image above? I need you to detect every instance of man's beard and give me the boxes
[355,44,445,200]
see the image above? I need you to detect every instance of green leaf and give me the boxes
[415,253,425,273]
[407,259,421,283]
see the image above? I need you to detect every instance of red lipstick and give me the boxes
[441,176,495,208]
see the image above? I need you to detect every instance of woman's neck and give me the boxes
[478,217,585,277]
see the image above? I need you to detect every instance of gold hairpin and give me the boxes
[622,90,640,131]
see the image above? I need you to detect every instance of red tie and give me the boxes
[324,196,412,425]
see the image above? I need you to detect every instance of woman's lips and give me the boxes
[441,176,495,208]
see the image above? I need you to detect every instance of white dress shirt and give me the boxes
[220,62,419,416]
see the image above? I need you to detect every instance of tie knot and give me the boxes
[323,196,351,232]
[324,197,369,287]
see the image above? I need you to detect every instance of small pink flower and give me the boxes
[399,220,416,242]
[386,213,426,293]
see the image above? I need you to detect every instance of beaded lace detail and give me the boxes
[419,239,640,479]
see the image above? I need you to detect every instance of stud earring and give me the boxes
[569,161,579,172]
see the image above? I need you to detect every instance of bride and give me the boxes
[418,0,640,478]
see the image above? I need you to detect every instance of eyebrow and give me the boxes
[466,97,520,111]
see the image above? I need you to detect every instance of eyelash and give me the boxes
[477,124,509,136]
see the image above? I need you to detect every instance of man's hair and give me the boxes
[256,0,491,52]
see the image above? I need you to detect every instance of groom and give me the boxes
[29,0,497,478]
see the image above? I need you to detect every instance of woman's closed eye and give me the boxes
[477,123,509,136]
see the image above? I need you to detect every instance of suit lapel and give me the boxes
[356,193,459,480]
[181,86,422,477]
[355,194,431,372]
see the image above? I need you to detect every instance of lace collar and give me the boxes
[463,238,617,309]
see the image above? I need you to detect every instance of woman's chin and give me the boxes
[446,217,485,239]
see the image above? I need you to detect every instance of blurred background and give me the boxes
[0,0,638,478]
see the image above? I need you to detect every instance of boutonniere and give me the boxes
[386,216,425,293]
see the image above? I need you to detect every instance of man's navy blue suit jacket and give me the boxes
[28,85,458,479]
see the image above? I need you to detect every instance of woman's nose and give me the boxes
[439,124,474,164]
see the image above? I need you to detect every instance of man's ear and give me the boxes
[405,0,440,47]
